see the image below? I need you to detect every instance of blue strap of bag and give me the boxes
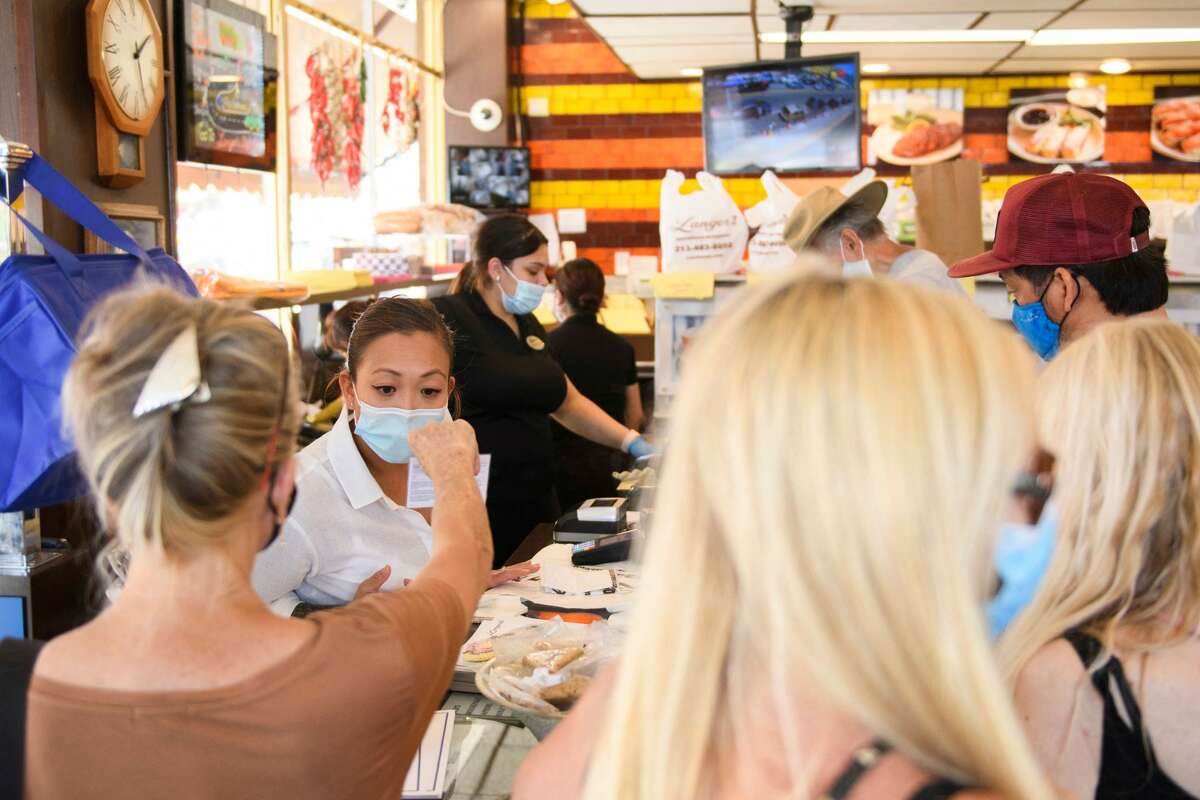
[2,152,158,275]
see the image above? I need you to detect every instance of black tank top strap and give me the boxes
[818,738,893,800]
[909,778,968,800]
[1061,629,1198,800]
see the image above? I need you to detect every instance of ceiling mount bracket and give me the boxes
[777,3,815,59]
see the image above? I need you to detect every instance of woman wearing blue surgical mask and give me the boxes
[1000,320,1200,800]
[252,298,537,617]
[433,215,652,566]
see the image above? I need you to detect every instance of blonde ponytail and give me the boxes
[62,283,298,575]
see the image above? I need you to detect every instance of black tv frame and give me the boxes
[447,145,533,210]
[701,52,862,176]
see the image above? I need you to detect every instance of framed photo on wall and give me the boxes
[176,0,278,170]
[85,203,166,255]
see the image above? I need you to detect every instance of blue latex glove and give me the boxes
[627,435,655,460]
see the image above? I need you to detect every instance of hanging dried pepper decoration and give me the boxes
[305,50,335,186]
[340,53,365,191]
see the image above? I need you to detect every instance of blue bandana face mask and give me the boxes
[500,265,547,316]
[353,399,451,464]
[1010,273,1078,361]
[987,502,1057,639]
[1011,299,1061,361]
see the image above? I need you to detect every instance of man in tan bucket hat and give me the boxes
[784,180,963,294]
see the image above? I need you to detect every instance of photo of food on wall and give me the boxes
[1007,86,1106,165]
[1151,87,1200,162]
[867,88,964,166]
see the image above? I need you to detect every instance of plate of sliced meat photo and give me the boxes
[868,92,964,166]
[1151,96,1200,162]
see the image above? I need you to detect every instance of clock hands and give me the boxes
[133,35,151,59]
[136,59,149,109]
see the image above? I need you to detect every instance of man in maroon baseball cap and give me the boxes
[950,173,1167,359]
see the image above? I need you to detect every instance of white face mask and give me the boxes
[551,298,568,323]
[840,238,873,278]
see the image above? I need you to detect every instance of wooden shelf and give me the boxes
[249,268,460,311]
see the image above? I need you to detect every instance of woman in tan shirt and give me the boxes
[24,284,492,799]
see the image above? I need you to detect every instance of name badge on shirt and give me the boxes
[526,335,545,351]
[406,455,491,509]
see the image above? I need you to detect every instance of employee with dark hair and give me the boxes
[433,215,652,565]
[547,258,644,510]
[950,172,1168,360]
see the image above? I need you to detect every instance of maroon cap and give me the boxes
[950,173,1151,278]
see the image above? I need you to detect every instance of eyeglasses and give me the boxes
[1011,449,1054,525]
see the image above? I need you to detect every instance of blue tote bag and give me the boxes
[0,153,197,512]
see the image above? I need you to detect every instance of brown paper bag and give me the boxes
[911,159,985,269]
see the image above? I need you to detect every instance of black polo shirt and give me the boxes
[545,313,636,424]
[432,291,568,469]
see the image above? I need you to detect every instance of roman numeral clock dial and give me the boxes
[86,0,164,187]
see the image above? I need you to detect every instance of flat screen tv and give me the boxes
[448,146,532,210]
[702,54,862,175]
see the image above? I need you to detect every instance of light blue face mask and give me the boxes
[353,399,451,464]
[987,502,1057,639]
[500,265,547,316]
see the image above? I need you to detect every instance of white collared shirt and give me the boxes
[251,412,433,616]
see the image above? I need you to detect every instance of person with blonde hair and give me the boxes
[513,267,1056,800]
[1001,319,1200,800]
[23,284,492,799]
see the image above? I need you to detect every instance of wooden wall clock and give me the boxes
[85,0,165,188]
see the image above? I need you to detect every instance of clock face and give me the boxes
[99,0,160,121]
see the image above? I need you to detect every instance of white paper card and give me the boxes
[561,240,578,261]
[402,709,455,799]
[407,455,491,509]
[557,208,587,234]
[541,564,617,596]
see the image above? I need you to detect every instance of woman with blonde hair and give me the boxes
[23,284,492,799]
[1001,319,1200,799]
[514,268,1056,800]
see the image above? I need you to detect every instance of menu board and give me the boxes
[1151,86,1200,163]
[1006,86,1106,165]
[867,88,964,166]
[177,0,278,170]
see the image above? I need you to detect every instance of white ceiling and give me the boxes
[572,0,1200,79]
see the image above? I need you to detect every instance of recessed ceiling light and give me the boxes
[1099,58,1132,75]
[862,63,890,74]
[680,67,703,77]
[1029,28,1200,46]
[758,29,1032,44]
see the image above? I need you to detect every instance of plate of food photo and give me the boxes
[1007,102,1105,164]
[1151,96,1200,162]
[870,107,964,166]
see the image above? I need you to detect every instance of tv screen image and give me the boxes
[448,147,532,210]
[702,55,861,175]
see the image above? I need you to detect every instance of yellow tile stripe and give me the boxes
[535,175,1200,210]
[861,73,1200,108]
[520,83,703,115]
[512,0,576,18]
[531,177,768,210]
[981,174,1200,203]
